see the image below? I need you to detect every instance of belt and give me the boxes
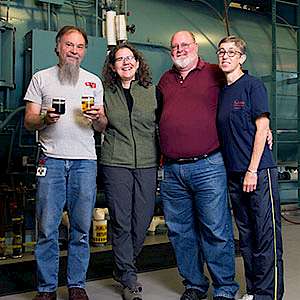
[165,148,220,164]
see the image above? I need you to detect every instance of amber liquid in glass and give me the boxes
[81,96,95,112]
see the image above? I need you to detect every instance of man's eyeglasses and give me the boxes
[171,42,194,51]
[216,49,243,57]
[114,55,136,63]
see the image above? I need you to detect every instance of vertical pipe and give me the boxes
[297,0,300,205]
[0,31,2,84]
[6,0,10,22]
[106,10,117,46]
[96,0,99,37]
[5,87,10,110]
[47,2,51,31]
[271,0,278,164]
[6,128,16,173]
[223,0,230,36]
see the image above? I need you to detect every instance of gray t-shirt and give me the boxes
[24,65,103,160]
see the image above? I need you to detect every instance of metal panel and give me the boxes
[0,21,15,88]
[131,42,171,84]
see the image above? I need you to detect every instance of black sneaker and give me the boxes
[180,288,207,300]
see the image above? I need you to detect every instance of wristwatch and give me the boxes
[247,169,258,176]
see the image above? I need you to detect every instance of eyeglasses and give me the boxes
[171,42,194,51]
[114,55,136,63]
[216,49,243,57]
[64,41,86,50]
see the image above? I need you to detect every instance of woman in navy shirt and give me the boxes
[217,36,284,300]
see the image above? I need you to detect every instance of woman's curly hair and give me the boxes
[102,43,152,92]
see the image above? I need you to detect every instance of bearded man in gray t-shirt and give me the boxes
[24,25,107,300]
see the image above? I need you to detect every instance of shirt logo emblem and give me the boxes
[85,82,96,88]
[233,99,245,109]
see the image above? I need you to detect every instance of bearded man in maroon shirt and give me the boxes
[157,30,238,300]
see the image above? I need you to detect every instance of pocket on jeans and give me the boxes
[161,165,172,181]
[206,152,224,165]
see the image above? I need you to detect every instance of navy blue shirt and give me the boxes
[217,73,275,172]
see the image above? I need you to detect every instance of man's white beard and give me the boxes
[173,54,197,69]
[58,63,80,86]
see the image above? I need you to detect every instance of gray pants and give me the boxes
[102,166,157,289]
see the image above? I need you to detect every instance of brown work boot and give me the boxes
[32,292,57,300]
[68,287,89,300]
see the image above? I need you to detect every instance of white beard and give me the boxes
[58,63,80,86]
[172,53,198,69]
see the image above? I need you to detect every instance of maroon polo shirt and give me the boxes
[158,58,225,159]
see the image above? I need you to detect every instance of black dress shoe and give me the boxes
[180,288,207,300]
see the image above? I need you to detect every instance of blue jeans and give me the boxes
[35,156,97,292]
[160,152,238,298]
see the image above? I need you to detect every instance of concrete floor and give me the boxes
[0,213,299,300]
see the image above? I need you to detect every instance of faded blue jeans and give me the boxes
[160,152,238,298]
[35,156,97,292]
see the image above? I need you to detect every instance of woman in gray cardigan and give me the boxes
[101,43,159,300]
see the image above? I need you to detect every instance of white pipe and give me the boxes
[116,14,127,41]
[106,10,116,46]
